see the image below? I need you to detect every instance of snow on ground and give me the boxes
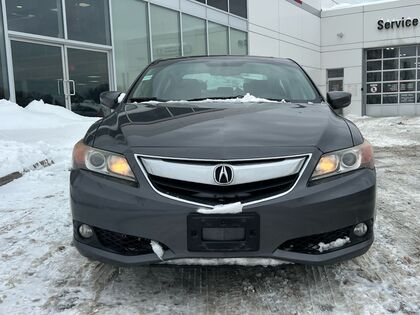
[0,100,419,314]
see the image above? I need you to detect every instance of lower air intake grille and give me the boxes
[94,228,167,256]
[278,223,372,255]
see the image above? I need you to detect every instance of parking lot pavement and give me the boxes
[0,116,419,314]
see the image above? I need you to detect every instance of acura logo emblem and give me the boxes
[214,164,234,185]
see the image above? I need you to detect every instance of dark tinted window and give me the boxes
[207,0,228,11]
[383,47,398,58]
[400,46,416,57]
[327,68,344,78]
[383,71,398,81]
[367,61,381,71]
[400,70,415,80]
[367,95,381,104]
[367,49,381,60]
[400,58,416,69]
[6,0,63,37]
[383,59,398,70]
[229,0,247,18]
[65,0,111,45]
[367,72,381,82]
[383,94,398,104]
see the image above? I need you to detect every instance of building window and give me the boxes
[230,28,247,55]
[327,68,344,92]
[0,3,9,99]
[6,0,64,38]
[229,0,247,18]
[208,22,228,55]
[150,5,181,59]
[182,14,206,56]
[112,0,150,91]
[207,0,228,11]
[65,0,111,45]
[365,45,419,106]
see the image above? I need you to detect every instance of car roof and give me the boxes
[150,55,297,66]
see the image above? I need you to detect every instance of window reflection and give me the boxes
[230,28,247,55]
[151,5,181,59]
[182,14,206,56]
[208,22,228,55]
[6,0,64,37]
[112,0,150,91]
[65,0,111,45]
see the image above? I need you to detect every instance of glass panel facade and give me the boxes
[208,22,228,55]
[6,0,63,37]
[0,3,9,99]
[67,48,110,117]
[229,0,247,18]
[11,41,65,107]
[230,28,247,55]
[65,0,111,45]
[365,45,420,105]
[182,14,206,56]
[150,5,181,59]
[112,0,149,91]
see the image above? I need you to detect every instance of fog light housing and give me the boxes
[79,224,93,239]
[353,223,368,237]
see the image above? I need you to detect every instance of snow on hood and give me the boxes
[141,93,283,104]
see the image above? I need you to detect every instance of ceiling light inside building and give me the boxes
[16,5,23,9]
[78,2,91,7]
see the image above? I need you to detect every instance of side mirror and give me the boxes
[327,91,351,110]
[100,91,122,109]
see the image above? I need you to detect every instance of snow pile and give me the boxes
[197,202,243,214]
[143,93,281,104]
[348,115,420,148]
[318,237,350,253]
[323,0,398,11]
[0,99,98,177]
[150,240,165,261]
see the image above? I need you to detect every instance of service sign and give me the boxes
[377,17,419,30]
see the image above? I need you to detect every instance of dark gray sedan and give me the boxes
[70,56,376,265]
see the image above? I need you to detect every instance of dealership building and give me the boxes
[0,0,419,116]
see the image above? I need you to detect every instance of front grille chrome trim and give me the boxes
[134,153,312,208]
[140,156,306,186]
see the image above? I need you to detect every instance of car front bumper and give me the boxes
[70,167,376,266]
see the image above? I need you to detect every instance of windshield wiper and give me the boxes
[128,97,166,103]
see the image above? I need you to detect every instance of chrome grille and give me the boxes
[136,154,310,206]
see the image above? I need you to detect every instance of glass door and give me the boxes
[11,40,66,107]
[66,48,111,117]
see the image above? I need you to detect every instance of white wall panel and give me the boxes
[248,32,279,57]
[321,13,363,47]
[321,49,362,69]
[247,0,279,31]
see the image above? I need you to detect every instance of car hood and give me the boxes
[93,101,353,156]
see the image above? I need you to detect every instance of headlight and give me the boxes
[72,140,136,182]
[311,140,374,180]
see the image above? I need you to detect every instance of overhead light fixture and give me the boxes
[88,75,101,78]
[16,5,23,9]
[78,2,91,7]
[89,80,99,83]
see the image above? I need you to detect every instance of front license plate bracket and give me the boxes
[187,213,260,252]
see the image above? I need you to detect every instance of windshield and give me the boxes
[128,58,321,103]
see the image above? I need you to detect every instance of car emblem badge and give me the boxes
[214,164,234,185]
